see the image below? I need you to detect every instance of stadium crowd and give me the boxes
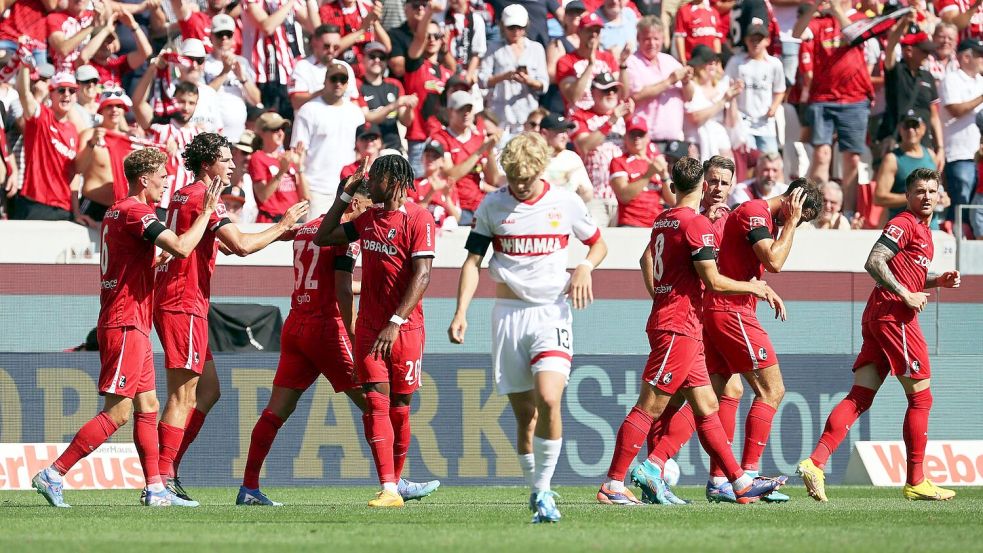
[0,0,982,236]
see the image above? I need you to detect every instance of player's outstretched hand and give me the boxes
[568,264,594,309]
[280,201,310,228]
[371,323,399,359]
[202,174,223,213]
[904,291,930,312]
[937,271,961,288]
[448,314,467,344]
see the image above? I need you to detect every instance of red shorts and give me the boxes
[854,319,931,380]
[355,325,425,395]
[643,330,711,394]
[154,311,213,373]
[703,309,778,376]
[98,326,155,398]
[273,315,358,392]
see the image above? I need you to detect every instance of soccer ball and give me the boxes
[663,458,680,487]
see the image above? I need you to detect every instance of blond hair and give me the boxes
[501,132,551,184]
[124,147,168,184]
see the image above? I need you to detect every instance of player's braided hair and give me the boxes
[785,177,825,223]
[671,156,704,194]
[183,132,231,176]
[124,147,168,184]
[368,152,415,202]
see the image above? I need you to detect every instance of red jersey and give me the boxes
[92,56,133,87]
[411,177,460,228]
[98,197,165,333]
[179,11,214,51]
[403,58,452,142]
[645,207,718,339]
[807,12,873,103]
[0,0,49,43]
[154,181,231,317]
[319,0,374,41]
[343,202,436,331]
[555,50,618,111]
[21,104,78,211]
[249,150,300,222]
[105,132,159,202]
[862,211,934,324]
[431,126,487,212]
[609,144,666,227]
[704,198,773,314]
[45,10,94,71]
[290,217,360,321]
[674,0,721,60]
[936,0,983,40]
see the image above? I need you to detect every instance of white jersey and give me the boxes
[471,182,600,304]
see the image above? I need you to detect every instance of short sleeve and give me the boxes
[685,215,717,261]
[878,216,911,254]
[334,241,360,272]
[556,54,576,83]
[210,199,231,231]
[742,201,773,244]
[674,7,688,36]
[127,202,166,242]
[465,198,494,255]
[409,210,436,258]
[248,154,274,183]
[569,193,600,245]
[609,156,629,180]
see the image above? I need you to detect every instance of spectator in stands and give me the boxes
[674,0,721,63]
[544,0,585,114]
[9,68,83,223]
[524,107,548,132]
[0,0,52,74]
[169,0,238,52]
[728,151,787,206]
[387,0,432,77]
[973,135,983,237]
[204,14,261,142]
[928,22,960,83]
[609,115,672,227]
[875,111,940,223]
[597,0,640,53]
[936,0,983,42]
[0,121,19,213]
[488,0,560,47]
[941,38,983,222]
[724,23,785,155]
[570,72,632,226]
[627,16,692,152]
[221,184,247,223]
[430,90,500,226]
[556,12,627,112]
[250,113,308,223]
[339,123,384,182]
[411,140,461,228]
[539,111,593,203]
[79,10,152,88]
[809,180,855,230]
[445,0,487,85]
[479,4,548,141]
[403,5,455,176]
[46,0,97,72]
[793,0,872,216]
[231,130,259,224]
[289,24,359,111]
[318,0,391,74]
[359,41,416,153]
[684,44,739,161]
[72,65,101,130]
[77,89,140,221]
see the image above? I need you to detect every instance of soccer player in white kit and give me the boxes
[448,132,608,523]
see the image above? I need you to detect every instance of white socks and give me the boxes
[147,481,165,493]
[732,473,752,491]
[518,453,535,487]
[45,466,63,481]
[711,476,728,486]
[606,479,626,493]
[532,437,562,494]
[382,481,399,494]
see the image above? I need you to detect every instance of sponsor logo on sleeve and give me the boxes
[885,224,904,243]
[141,214,158,229]
[749,216,767,228]
[702,233,715,247]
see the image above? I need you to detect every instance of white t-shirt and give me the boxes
[290,96,365,196]
[288,56,358,101]
[728,178,788,207]
[203,54,256,142]
[470,182,600,304]
[940,68,983,162]
[724,52,785,137]
[543,149,592,198]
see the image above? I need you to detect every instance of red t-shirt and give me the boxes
[807,12,873,103]
[343,202,436,331]
[46,10,94,71]
[249,150,300,222]
[98,197,164,334]
[92,56,133,88]
[105,131,156,202]
[289,217,360,321]
[154,180,231,317]
[0,0,49,43]
[787,36,814,104]
[180,11,213,51]
[609,144,666,227]
[403,57,452,142]
[674,1,720,60]
[410,177,460,227]
[21,104,79,211]
[645,206,718,339]
[862,211,934,324]
[555,50,618,111]
[935,0,983,40]
[704,198,773,314]
[431,126,487,212]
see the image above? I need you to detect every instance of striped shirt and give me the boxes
[242,0,305,84]
[150,122,202,209]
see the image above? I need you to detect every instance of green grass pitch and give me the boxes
[2,486,981,552]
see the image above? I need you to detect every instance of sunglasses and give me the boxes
[188,57,205,66]
[329,74,349,84]
[55,86,77,95]
[101,88,125,99]
[409,1,427,8]
[507,25,525,31]
[214,31,233,40]
[368,52,387,61]
[526,121,541,129]
[903,121,922,129]
[79,79,99,86]
[427,32,445,40]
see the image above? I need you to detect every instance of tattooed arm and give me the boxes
[864,243,930,312]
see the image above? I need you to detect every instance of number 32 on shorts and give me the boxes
[404,359,422,386]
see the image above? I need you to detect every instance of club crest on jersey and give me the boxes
[387,228,397,240]
[885,224,904,243]
[662,372,672,385]
[547,208,562,229]
[758,347,768,361]
[749,216,767,228]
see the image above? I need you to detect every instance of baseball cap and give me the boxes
[235,130,256,153]
[446,73,469,91]
[900,31,936,53]
[212,14,236,34]
[75,64,99,83]
[591,72,621,90]
[256,112,291,132]
[663,140,689,159]
[50,72,78,89]
[181,38,207,58]
[221,185,246,205]
[746,23,769,38]
[447,90,475,111]
[901,109,925,125]
[364,41,387,54]
[502,4,529,27]
[626,115,648,135]
[98,88,130,111]
[357,123,382,140]
[564,0,586,13]
[957,38,983,54]
[688,44,719,67]
[423,138,445,156]
[326,60,349,77]
[578,12,604,31]
[36,63,56,80]
[540,113,576,132]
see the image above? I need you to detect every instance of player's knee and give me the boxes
[106,406,132,427]
[196,387,221,411]
[908,388,933,410]
[137,395,160,414]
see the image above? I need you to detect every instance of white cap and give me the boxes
[75,64,99,82]
[447,90,475,111]
[501,4,529,28]
[211,13,235,34]
[181,38,207,58]
[378,148,406,159]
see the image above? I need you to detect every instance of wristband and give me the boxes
[389,314,407,326]
[578,259,595,271]
[339,191,353,203]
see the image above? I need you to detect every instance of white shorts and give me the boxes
[492,299,573,395]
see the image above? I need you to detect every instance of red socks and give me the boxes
[903,388,932,486]
[811,385,877,468]
[648,404,695,466]
[172,408,207,476]
[607,406,654,481]
[695,412,742,482]
[133,412,161,486]
[741,400,777,472]
[709,396,739,478]
[390,405,411,481]
[363,391,396,484]
[646,403,681,456]
[243,409,285,489]
[53,412,120,474]
[157,422,184,478]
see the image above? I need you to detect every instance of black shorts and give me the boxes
[80,197,109,221]
[10,195,72,221]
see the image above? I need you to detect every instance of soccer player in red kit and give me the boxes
[32,148,222,508]
[238,183,440,506]
[598,156,786,506]
[315,151,436,508]
[154,133,309,502]
[798,168,960,502]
